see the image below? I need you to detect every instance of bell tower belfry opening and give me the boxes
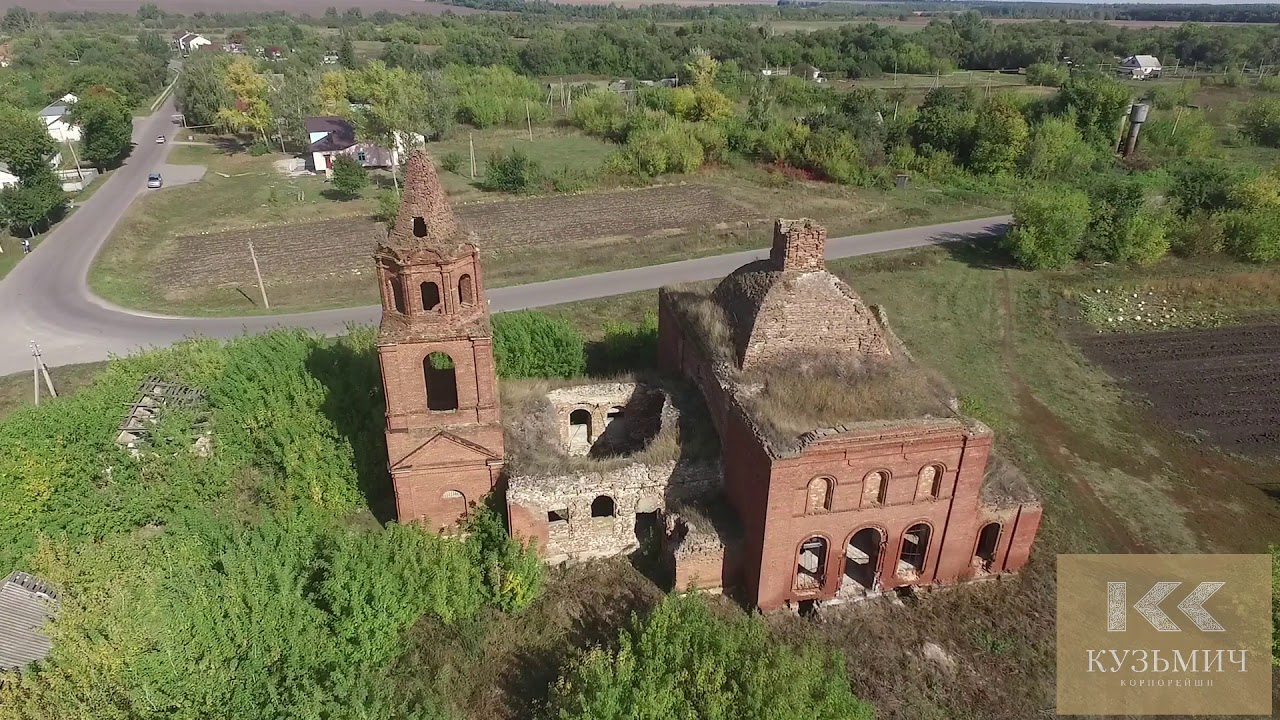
[375,149,504,531]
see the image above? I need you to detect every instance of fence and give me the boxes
[56,167,99,193]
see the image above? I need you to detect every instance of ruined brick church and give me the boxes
[375,150,1041,612]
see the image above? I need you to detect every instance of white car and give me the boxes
[146,173,163,189]
[155,135,166,144]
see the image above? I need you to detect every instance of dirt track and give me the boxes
[1082,324,1280,457]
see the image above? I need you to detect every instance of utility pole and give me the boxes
[468,133,476,179]
[248,242,270,309]
[526,101,533,142]
[63,137,85,184]
[30,342,54,404]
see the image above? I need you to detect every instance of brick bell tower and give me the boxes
[375,149,504,531]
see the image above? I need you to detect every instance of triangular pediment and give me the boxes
[390,430,502,471]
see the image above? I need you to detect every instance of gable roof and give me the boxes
[306,116,357,152]
[391,430,502,472]
[1124,55,1161,68]
[0,571,58,671]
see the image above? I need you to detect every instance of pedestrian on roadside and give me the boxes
[21,238,30,255]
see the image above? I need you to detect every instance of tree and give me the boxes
[269,68,321,151]
[1055,72,1131,147]
[1222,208,1280,263]
[1169,159,1236,218]
[546,595,874,720]
[72,89,133,168]
[347,62,432,189]
[1005,185,1091,270]
[969,94,1029,175]
[492,310,586,378]
[0,171,66,238]
[1025,62,1068,87]
[0,105,57,180]
[136,31,170,62]
[339,32,357,70]
[177,53,233,128]
[1019,115,1095,180]
[1,6,33,34]
[1238,97,1280,148]
[137,2,161,21]
[317,70,349,116]
[216,57,273,146]
[329,154,367,197]
[909,86,975,160]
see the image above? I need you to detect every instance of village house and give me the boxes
[1118,55,1162,79]
[172,31,211,56]
[38,94,79,143]
[375,151,1042,613]
[305,116,394,176]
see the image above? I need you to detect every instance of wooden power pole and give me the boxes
[248,242,270,309]
[30,342,55,405]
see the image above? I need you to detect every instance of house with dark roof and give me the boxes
[306,116,395,176]
[0,571,58,672]
[39,94,79,143]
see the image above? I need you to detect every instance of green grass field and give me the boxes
[425,127,616,202]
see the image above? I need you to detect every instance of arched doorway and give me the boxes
[896,523,931,581]
[843,527,882,592]
[568,408,592,453]
[794,536,829,592]
[974,522,1002,573]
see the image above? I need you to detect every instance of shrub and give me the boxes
[1222,208,1280,263]
[609,122,705,177]
[492,310,586,378]
[247,140,270,156]
[1170,213,1225,257]
[446,65,548,129]
[1229,168,1280,211]
[1238,97,1280,148]
[569,89,628,139]
[593,314,659,373]
[797,128,864,185]
[439,151,464,174]
[1019,115,1097,180]
[1140,109,1215,158]
[1005,185,1091,270]
[969,94,1029,176]
[376,190,401,228]
[481,148,543,194]
[691,121,730,165]
[545,594,875,720]
[1259,75,1280,93]
[464,501,543,614]
[1025,62,1068,87]
[330,154,368,196]
[1169,159,1237,217]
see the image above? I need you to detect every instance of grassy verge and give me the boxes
[0,361,109,420]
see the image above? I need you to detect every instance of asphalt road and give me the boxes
[0,100,1010,375]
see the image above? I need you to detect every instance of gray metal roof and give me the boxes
[38,103,68,118]
[0,571,58,670]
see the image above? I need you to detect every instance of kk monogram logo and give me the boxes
[1107,581,1226,632]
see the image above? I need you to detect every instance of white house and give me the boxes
[39,94,79,143]
[0,152,61,189]
[173,32,211,56]
[1119,55,1162,80]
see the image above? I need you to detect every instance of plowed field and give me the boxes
[155,184,749,294]
[1081,323,1280,457]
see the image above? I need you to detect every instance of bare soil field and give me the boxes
[153,184,749,299]
[0,0,480,13]
[1081,323,1280,458]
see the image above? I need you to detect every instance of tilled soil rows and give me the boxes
[154,185,750,292]
[1080,323,1280,456]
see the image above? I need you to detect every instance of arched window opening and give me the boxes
[863,470,888,506]
[389,276,406,314]
[918,464,943,500]
[413,216,427,238]
[794,536,828,591]
[568,409,592,454]
[421,281,441,311]
[806,476,833,513]
[897,524,932,580]
[843,528,882,592]
[458,274,474,305]
[590,495,615,518]
[975,522,1002,573]
[423,352,458,411]
[441,490,467,525]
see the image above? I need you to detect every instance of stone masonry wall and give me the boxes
[770,218,826,273]
[508,460,721,563]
